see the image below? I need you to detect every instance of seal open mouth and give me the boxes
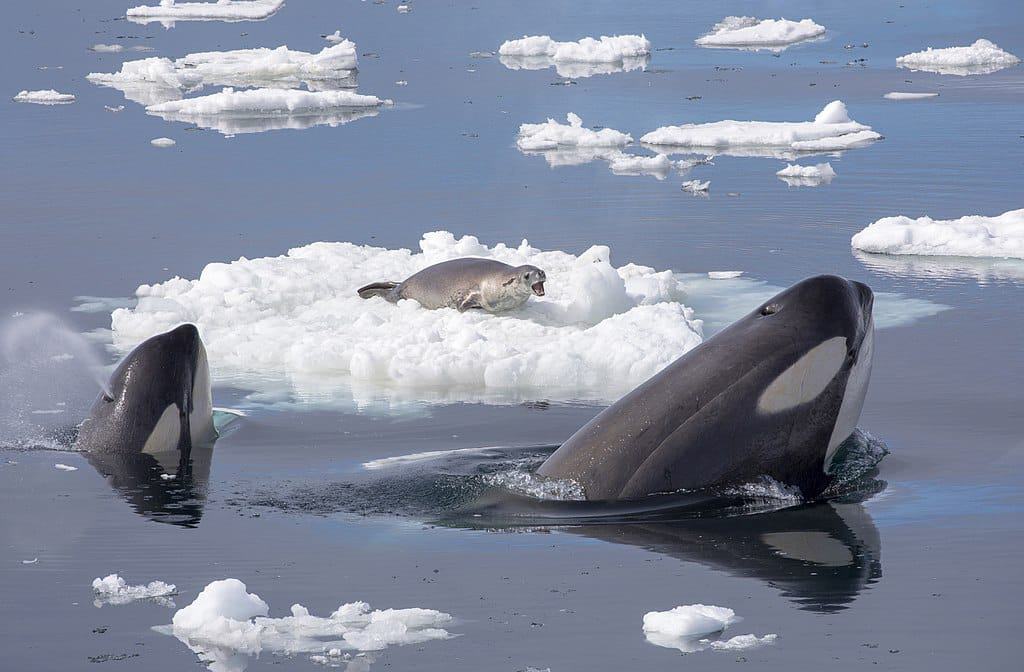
[532,281,545,296]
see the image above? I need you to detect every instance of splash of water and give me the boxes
[2,312,111,398]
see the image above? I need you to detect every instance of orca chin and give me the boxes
[75,323,216,456]
[538,275,876,501]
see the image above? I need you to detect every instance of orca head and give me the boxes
[76,324,215,455]
[751,275,875,473]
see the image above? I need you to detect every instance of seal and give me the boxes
[537,275,875,500]
[357,258,546,312]
[75,323,216,457]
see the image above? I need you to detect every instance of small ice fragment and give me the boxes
[776,162,836,186]
[127,0,285,24]
[92,573,176,605]
[883,91,938,100]
[104,104,125,112]
[395,80,408,86]
[23,558,39,565]
[13,89,76,105]
[643,604,737,639]
[681,179,710,193]
[397,3,411,13]
[160,473,176,480]
[324,30,345,44]
[707,633,778,650]
[54,463,78,471]
[896,39,1020,76]
[852,209,1024,259]
[151,137,176,147]
[696,16,825,51]
[516,112,631,151]
[499,35,650,78]
[90,44,124,53]
[708,271,743,279]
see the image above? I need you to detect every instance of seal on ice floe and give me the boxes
[357,258,547,312]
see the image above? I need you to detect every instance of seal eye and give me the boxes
[760,303,780,316]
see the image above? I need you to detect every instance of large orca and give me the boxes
[538,275,875,500]
[75,324,215,457]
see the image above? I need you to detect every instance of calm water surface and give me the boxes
[1,1,1022,670]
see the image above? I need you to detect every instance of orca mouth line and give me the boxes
[532,281,545,296]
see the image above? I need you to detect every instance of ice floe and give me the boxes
[896,39,1020,76]
[159,578,452,670]
[151,137,176,147]
[681,179,710,194]
[708,271,743,280]
[110,231,704,405]
[93,573,176,606]
[499,34,650,78]
[852,209,1024,259]
[517,113,692,180]
[90,44,153,53]
[643,604,776,654]
[883,91,939,100]
[695,16,825,51]
[87,42,358,107]
[776,162,835,187]
[54,463,78,471]
[641,101,880,159]
[13,89,75,105]
[145,87,391,135]
[127,0,284,27]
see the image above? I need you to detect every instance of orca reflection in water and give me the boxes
[539,275,875,500]
[76,324,219,527]
[569,501,882,613]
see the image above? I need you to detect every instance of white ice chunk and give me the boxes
[151,137,176,147]
[776,162,835,186]
[707,633,778,650]
[896,39,1020,76]
[13,89,75,105]
[91,44,125,53]
[54,463,78,471]
[323,30,345,44]
[499,34,650,78]
[110,231,704,405]
[708,271,743,279]
[883,91,939,100]
[163,578,452,669]
[642,101,878,156]
[93,573,176,605]
[643,605,737,639]
[696,16,825,51]
[127,0,284,25]
[516,113,632,151]
[681,179,710,193]
[852,209,1024,259]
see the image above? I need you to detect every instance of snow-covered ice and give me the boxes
[641,101,880,157]
[643,604,776,654]
[776,162,835,186]
[851,209,1024,259]
[884,91,939,100]
[896,39,1020,76]
[681,179,710,193]
[87,42,358,106]
[145,87,390,135]
[696,16,825,51]
[151,137,176,147]
[110,231,704,405]
[517,113,632,151]
[93,573,176,606]
[13,89,75,105]
[127,0,284,26]
[160,578,452,670]
[54,463,78,471]
[499,35,650,78]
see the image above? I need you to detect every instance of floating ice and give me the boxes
[896,39,1020,76]
[13,89,75,105]
[643,604,776,654]
[641,101,880,158]
[90,44,124,53]
[707,271,742,279]
[87,42,358,107]
[681,179,710,193]
[54,463,78,471]
[516,115,687,180]
[852,209,1024,259]
[127,0,285,26]
[104,104,125,112]
[499,34,650,78]
[324,30,345,44]
[162,578,452,670]
[145,87,391,135]
[93,573,176,605]
[151,137,176,147]
[110,231,703,405]
[883,91,939,100]
[776,162,835,187]
[696,16,825,51]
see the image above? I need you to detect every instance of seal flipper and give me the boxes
[458,292,484,312]
[358,281,400,300]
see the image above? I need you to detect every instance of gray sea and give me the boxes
[1,0,1022,670]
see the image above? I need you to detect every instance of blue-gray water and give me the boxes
[1,1,1022,670]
